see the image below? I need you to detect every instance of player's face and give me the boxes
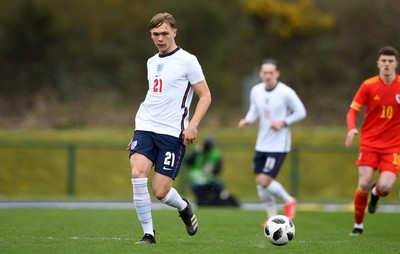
[259,63,280,89]
[377,55,398,77]
[150,23,177,54]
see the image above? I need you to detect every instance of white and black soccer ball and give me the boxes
[264,215,295,246]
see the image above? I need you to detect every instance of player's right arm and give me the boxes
[238,87,258,129]
[238,118,249,129]
[345,108,360,147]
[345,82,367,147]
[127,139,132,151]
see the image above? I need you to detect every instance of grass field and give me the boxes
[1,207,400,254]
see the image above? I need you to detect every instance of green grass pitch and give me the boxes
[1,208,400,254]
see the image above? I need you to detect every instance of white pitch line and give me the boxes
[35,236,133,241]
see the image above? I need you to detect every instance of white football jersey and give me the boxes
[245,82,306,152]
[135,47,205,138]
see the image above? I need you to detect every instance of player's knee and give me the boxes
[153,189,168,200]
[257,176,273,187]
[131,167,149,178]
[131,170,143,179]
[378,184,391,196]
[358,182,370,192]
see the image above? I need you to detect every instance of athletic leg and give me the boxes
[263,180,295,219]
[152,173,198,236]
[257,183,277,227]
[266,180,292,204]
[153,173,186,210]
[130,152,155,243]
[254,152,287,223]
[369,171,398,213]
[349,165,374,236]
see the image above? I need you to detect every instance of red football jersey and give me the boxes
[349,74,400,151]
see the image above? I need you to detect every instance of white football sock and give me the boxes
[354,223,363,229]
[132,178,153,236]
[372,186,377,196]
[257,184,277,218]
[160,187,187,211]
[266,180,292,204]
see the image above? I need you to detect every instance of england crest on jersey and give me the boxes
[155,63,164,77]
[396,94,400,104]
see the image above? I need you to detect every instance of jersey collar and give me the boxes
[265,82,279,92]
[159,47,181,58]
[379,73,399,85]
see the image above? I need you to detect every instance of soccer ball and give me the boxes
[264,215,295,246]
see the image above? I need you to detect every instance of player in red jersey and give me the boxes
[345,46,400,236]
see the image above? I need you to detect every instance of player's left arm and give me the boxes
[286,92,307,125]
[182,79,212,146]
[271,92,306,131]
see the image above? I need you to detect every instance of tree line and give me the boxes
[1,0,400,128]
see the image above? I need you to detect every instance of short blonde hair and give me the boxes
[149,13,177,30]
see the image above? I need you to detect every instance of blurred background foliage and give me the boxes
[2,0,400,128]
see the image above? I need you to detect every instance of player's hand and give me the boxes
[238,119,248,129]
[270,121,286,131]
[126,139,132,151]
[182,126,197,146]
[345,128,358,147]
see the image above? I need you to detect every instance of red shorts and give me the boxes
[356,147,400,176]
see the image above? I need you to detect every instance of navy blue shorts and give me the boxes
[253,151,287,178]
[129,130,185,180]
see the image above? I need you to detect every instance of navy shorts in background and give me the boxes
[129,130,186,180]
[253,151,287,178]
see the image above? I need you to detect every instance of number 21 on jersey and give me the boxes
[153,79,163,93]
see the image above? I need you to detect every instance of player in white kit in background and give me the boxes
[238,58,306,227]
[127,13,211,244]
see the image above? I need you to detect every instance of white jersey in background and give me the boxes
[245,82,306,152]
[135,47,205,138]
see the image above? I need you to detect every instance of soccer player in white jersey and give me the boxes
[238,58,306,227]
[127,13,211,244]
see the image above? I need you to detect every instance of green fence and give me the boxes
[0,140,125,199]
[0,140,399,202]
